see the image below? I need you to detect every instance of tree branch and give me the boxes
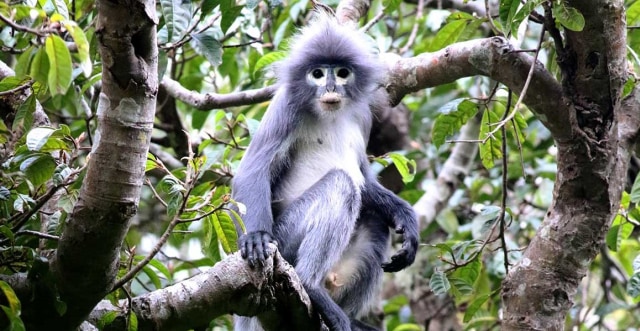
[161,76,276,110]
[413,113,481,227]
[382,37,569,141]
[42,0,159,329]
[87,245,324,331]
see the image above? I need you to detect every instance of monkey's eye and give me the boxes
[312,69,324,79]
[336,68,350,79]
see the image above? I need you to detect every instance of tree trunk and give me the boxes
[501,1,629,329]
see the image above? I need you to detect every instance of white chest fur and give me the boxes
[276,116,366,207]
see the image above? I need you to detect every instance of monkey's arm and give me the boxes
[361,168,419,272]
[232,90,293,268]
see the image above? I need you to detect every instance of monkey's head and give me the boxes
[278,12,383,117]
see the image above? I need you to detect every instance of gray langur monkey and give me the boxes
[232,12,419,331]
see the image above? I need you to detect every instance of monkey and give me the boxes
[231,12,419,331]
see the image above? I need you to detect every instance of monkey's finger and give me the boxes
[394,224,405,234]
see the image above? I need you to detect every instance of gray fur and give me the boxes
[232,12,419,331]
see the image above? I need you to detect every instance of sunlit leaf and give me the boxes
[253,51,286,78]
[65,22,92,77]
[389,153,416,183]
[45,35,73,96]
[428,19,467,52]
[463,293,491,323]
[479,109,503,169]
[432,98,479,148]
[552,2,585,32]
[0,281,21,314]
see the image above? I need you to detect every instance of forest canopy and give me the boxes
[0,0,640,330]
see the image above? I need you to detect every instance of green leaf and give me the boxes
[429,271,450,295]
[30,47,49,86]
[141,265,162,289]
[510,111,528,144]
[628,0,640,25]
[128,312,138,331]
[12,94,36,131]
[26,127,55,151]
[253,51,287,78]
[630,173,640,203]
[211,212,239,254]
[391,324,422,331]
[453,258,481,287]
[552,2,585,32]
[201,0,219,16]
[432,98,479,148]
[220,6,243,35]
[190,31,223,66]
[159,175,185,216]
[0,281,21,314]
[45,35,73,96]
[21,154,57,187]
[498,0,519,35]
[382,0,402,13]
[145,257,173,281]
[479,109,503,169]
[463,293,491,323]
[98,311,119,329]
[202,213,222,261]
[389,153,416,183]
[606,216,634,251]
[160,0,192,43]
[627,272,640,298]
[64,22,92,77]
[51,0,69,19]
[1,305,25,331]
[428,19,467,52]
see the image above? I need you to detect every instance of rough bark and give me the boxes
[86,245,322,331]
[17,0,159,329]
[501,1,630,330]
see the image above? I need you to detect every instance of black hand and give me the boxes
[382,224,418,272]
[239,231,275,268]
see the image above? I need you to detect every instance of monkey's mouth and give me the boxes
[319,92,341,106]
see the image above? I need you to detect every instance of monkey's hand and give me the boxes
[382,223,419,272]
[239,231,276,268]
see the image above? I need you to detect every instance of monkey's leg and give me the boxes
[331,215,390,331]
[274,169,361,331]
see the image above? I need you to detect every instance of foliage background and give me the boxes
[0,0,639,330]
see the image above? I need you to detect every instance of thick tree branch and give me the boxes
[335,0,370,26]
[413,113,481,227]
[87,245,323,331]
[31,0,160,329]
[382,37,569,140]
[161,76,276,110]
[501,2,629,330]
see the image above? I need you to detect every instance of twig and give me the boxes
[111,216,181,291]
[498,91,512,275]
[400,0,424,54]
[0,13,55,37]
[484,0,502,36]
[481,27,546,143]
[0,80,33,96]
[361,10,385,32]
[14,230,60,241]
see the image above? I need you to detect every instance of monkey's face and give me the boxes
[306,65,354,113]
